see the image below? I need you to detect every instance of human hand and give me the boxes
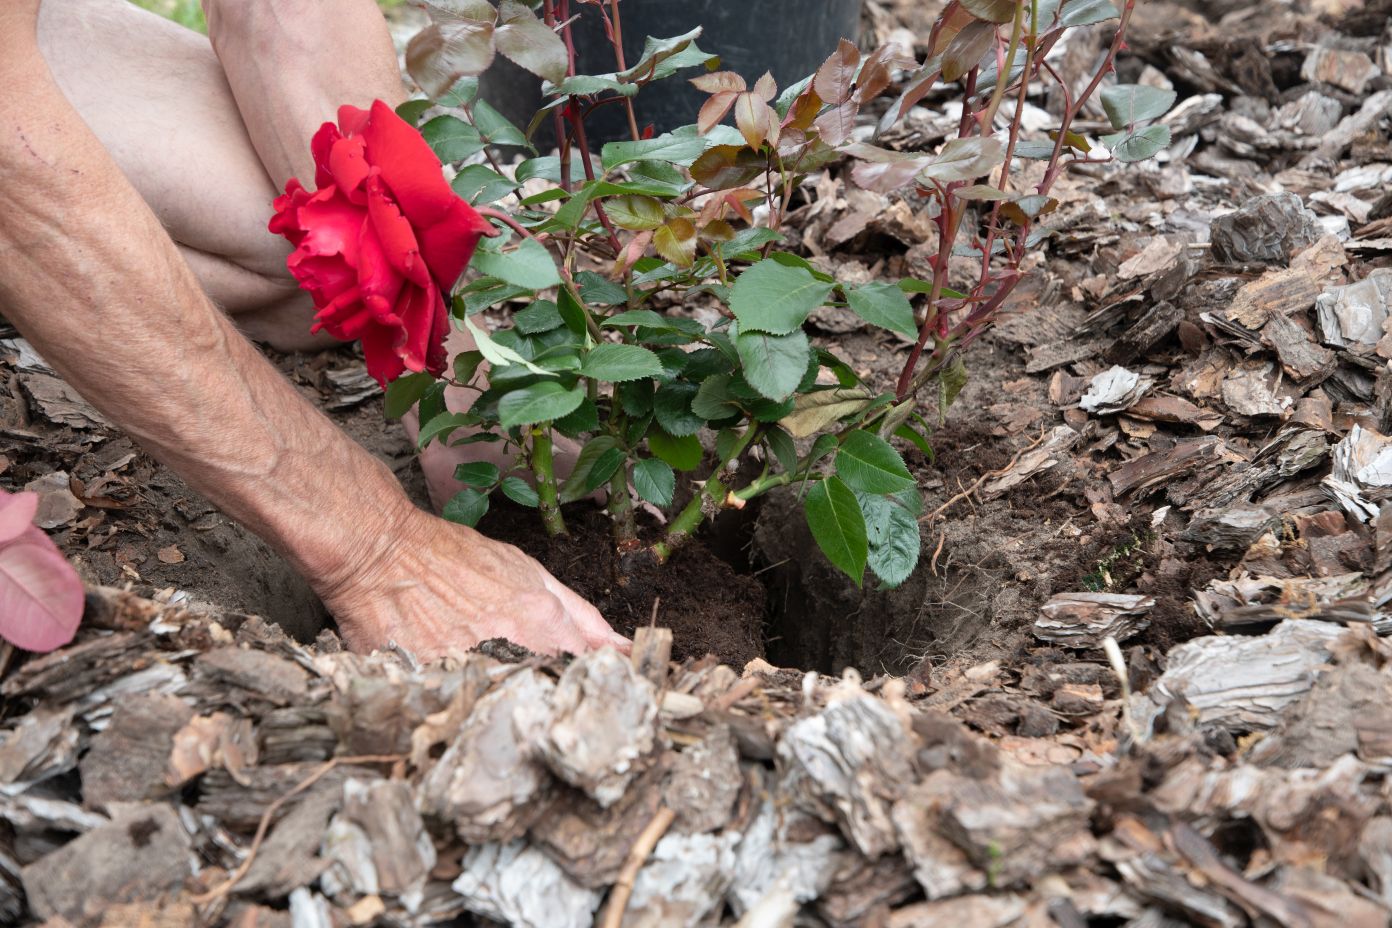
[316,506,629,660]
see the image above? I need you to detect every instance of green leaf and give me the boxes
[577,271,628,306]
[421,114,485,163]
[396,98,433,126]
[463,316,550,375]
[736,329,811,402]
[653,382,704,436]
[546,74,639,97]
[451,164,520,204]
[406,20,496,100]
[601,135,710,171]
[581,344,664,382]
[493,0,567,83]
[845,282,917,336]
[893,422,935,459]
[648,428,703,471]
[500,476,540,507]
[514,300,564,334]
[1059,0,1119,26]
[554,398,597,437]
[857,488,922,588]
[583,447,626,495]
[558,435,618,503]
[498,382,585,429]
[765,425,798,474]
[417,411,474,449]
[471,99,529,147]
[605,196,667,231]
[691,374,740,420]
[730,260,835,336]
[616,28,708,82]
[454,350,485,385]
[835,430,915,494]
[1100,84,1177,130]
[443,487,490,527]
[632,458,675,507]
[385,371,435,419]
[454,461,501,487]
[471,238,561,289]
[804,477,868,585]
[1103,124,1172,162]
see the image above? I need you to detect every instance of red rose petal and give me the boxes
[416,197,494,290]
[328,135,372,195]
[360,99,456,229]
[365,178,430,288]
[355,217,407,319]
[360,322,407,387]
[310,122,343,190]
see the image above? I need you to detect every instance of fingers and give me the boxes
[540,571,631,654]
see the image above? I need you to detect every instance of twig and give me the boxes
[191,754,404,907]
[920,428,1048,523]
[599,805,677,928]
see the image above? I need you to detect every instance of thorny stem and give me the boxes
[606,0,643,142]
[654,424,759,561]
[608,463,638,546]
[895,1,1137,404]
[530,426,568,536]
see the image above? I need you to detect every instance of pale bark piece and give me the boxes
[1263,312,1336,382]
[1323,424,1392,521]
[891,788,987,900]
[1035,592,1155,647]
[323,778,435,900]
[1106,301,1184,365]
[728,798,846,916]
[0,706,78,786]
[777,690,917,858]
[451,841,602,928]
[529,763,664,888]
[417,667,556,843]
[195,646,311,707]
[1360,817,1392,910]
[1274,865,1391,928]
[625,831,739,928]
[1228,267,1321,329]
[981,425,1081,496]
[1247,654,1392,770]
[1124,395,1223,430]
[817,853,918,928]
[1210,192,1322,266]
[1301,46,1380,94]
[78,692,193,808]
[1109,437,1223,496]
[662,723,742,834]
[886,893,1027,928]
[1140,619,1345,733]
[1080,366,1152,415]
[1102,817,1245,928]
[540,648,658,807]
[1221,361,1291,417]
[1316,269,1392,351]
[22,472,82,530]
[21,803,192,923]
[239,785,339,898]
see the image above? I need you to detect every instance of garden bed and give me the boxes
[3,0,1392,924]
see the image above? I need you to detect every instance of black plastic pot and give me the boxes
[479,0,864,147]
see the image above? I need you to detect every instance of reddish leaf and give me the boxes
[701,219,737,242]
[878,65,942,134]
[698,92,739,135]
[752,72,778,103]
[930,3,979,57]
[494,0,567,84]
[406,21,496,100]
[691,145,766,190]
[813,100,859,146]
[653,218,698,267]
[613,229,655,276]
[0,491,83,653]
[690,71,746,93]
[961,0,1018,23]
[813,38,860,106]
[734,93,779,150]
[783,86,824,132]
[845,143,933,193]
[942,19,996,82]
[853,43,915,104]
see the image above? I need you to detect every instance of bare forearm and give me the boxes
[203,0,406,189]
[0,33,408,590]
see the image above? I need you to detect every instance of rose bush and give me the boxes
[269,99,494,386]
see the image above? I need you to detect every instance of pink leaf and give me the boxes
[0,492,39,544]
[0,491,83,652]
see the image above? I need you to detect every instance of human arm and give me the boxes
[0,3,624,658]
[201,0,407,190]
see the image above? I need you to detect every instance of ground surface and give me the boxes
[3,0,1392,924]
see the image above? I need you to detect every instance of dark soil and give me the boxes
[477,501,766,666]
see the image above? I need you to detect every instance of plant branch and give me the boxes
[530,426,568,535]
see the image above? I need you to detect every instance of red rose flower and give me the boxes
[269,99,493,386]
